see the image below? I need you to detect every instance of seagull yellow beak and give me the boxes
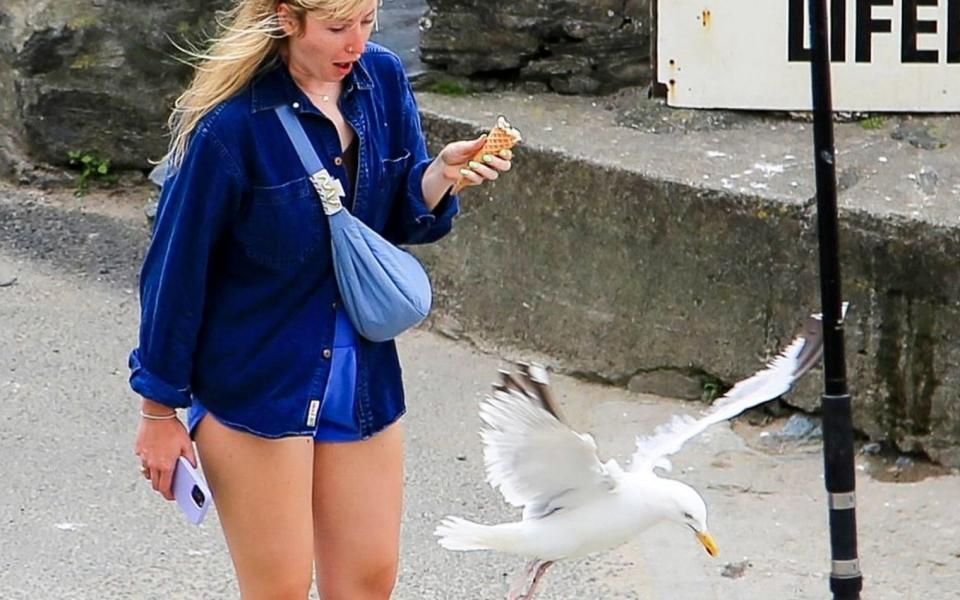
[696,531,720,557]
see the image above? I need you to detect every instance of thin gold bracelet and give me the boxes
[140,409,178,420]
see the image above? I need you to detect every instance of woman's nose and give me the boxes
[346,28,366,55]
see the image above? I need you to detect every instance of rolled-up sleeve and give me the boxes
[384,67,460,246]
[129,126,244,409]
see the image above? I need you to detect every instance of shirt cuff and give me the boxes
[404,157,461,237]
[128,349,192,409]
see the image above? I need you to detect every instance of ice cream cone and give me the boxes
[452,116,522,194]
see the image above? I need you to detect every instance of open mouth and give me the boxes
[333,61,353,75]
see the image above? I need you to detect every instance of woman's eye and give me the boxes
[362,19,375,26]
[328,26,346,32]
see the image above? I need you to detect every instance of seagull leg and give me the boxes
[519,560,554,599]
[506,560,540,600]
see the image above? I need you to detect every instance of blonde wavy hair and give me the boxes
[167,0,374,169]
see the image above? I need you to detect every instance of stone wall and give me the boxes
[420,0,651,94]
[0,9,24,178]
[0,0,227,178]
[1,0,654,177]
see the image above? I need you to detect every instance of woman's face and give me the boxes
[279,1,377,82]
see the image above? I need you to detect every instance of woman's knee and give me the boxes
[317,557,398,600]
[234,544,315,600]
[241,573,314,600]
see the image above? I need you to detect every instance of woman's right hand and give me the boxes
[134,399,196,501]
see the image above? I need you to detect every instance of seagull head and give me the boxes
[659,479,719,558]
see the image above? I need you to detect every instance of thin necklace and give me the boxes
[311,89,337,103]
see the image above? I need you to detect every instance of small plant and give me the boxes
[701,381,721,403]
[67,150,119,196]
[858,116,886,130]
[424,79,468,96]
[699,374,728,403]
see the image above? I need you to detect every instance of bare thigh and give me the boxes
[195,416,316,600]
[313,421,405,600]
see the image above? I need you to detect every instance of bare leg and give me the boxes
[194,416,315,599]
[312,421,404,600]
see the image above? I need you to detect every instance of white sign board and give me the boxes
[657,0,960,111]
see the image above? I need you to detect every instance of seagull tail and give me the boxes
[434,516,521,553]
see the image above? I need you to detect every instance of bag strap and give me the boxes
[274,104,346,215]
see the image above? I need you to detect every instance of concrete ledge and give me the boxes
[415,92,960,467]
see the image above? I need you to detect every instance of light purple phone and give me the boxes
[172,456,212,525]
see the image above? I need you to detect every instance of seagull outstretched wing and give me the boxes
[628,307,843,473]
[480,386,620,519]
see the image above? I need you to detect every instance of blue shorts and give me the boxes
[188,309,363,442]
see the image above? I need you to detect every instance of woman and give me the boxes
[130,1,512,598]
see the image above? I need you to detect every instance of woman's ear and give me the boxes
[276,3,300,36]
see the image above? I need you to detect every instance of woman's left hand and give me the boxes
[437,135,513,190]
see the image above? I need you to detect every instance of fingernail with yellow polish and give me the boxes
[459,168,472,177]
[468,161,482,169]
[482,154,494,163]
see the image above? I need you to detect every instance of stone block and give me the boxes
[0,0,229,172]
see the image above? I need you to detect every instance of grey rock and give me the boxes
[837,167,860,193]
[143,201,158,223]
[895,455,915,470]
[521,54,593,80]
[421,0,651,93]
[0,0,231,171]
[432,313,464,341]
[627,370,704,401]
[518,80,551,94]
[916,167,938,195]
[721,560,751,579]
[891,121,948,150]
[775,414,822,441]
[549,73,602,95]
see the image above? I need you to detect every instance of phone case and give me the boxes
[172,456,212,525]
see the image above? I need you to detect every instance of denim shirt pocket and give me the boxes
[378,149,412,203]
[236,176,325,267]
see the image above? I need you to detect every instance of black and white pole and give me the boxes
[807,1,863,599]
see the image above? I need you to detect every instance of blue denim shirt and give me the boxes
[129,43,459,438]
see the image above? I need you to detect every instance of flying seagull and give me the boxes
[435,309,839,599]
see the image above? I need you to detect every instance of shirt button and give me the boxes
[334,156,343,166]
[332,301,338,310]
[292,101,300,109]
[322,348,332,359]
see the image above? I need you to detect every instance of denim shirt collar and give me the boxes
[250,54,374,114]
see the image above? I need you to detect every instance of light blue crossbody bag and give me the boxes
[275,105,432,342]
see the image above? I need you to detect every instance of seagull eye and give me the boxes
[683,512,694,521]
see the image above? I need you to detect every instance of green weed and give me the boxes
[67,151,119,197]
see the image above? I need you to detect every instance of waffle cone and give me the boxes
[452,116,522,194]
